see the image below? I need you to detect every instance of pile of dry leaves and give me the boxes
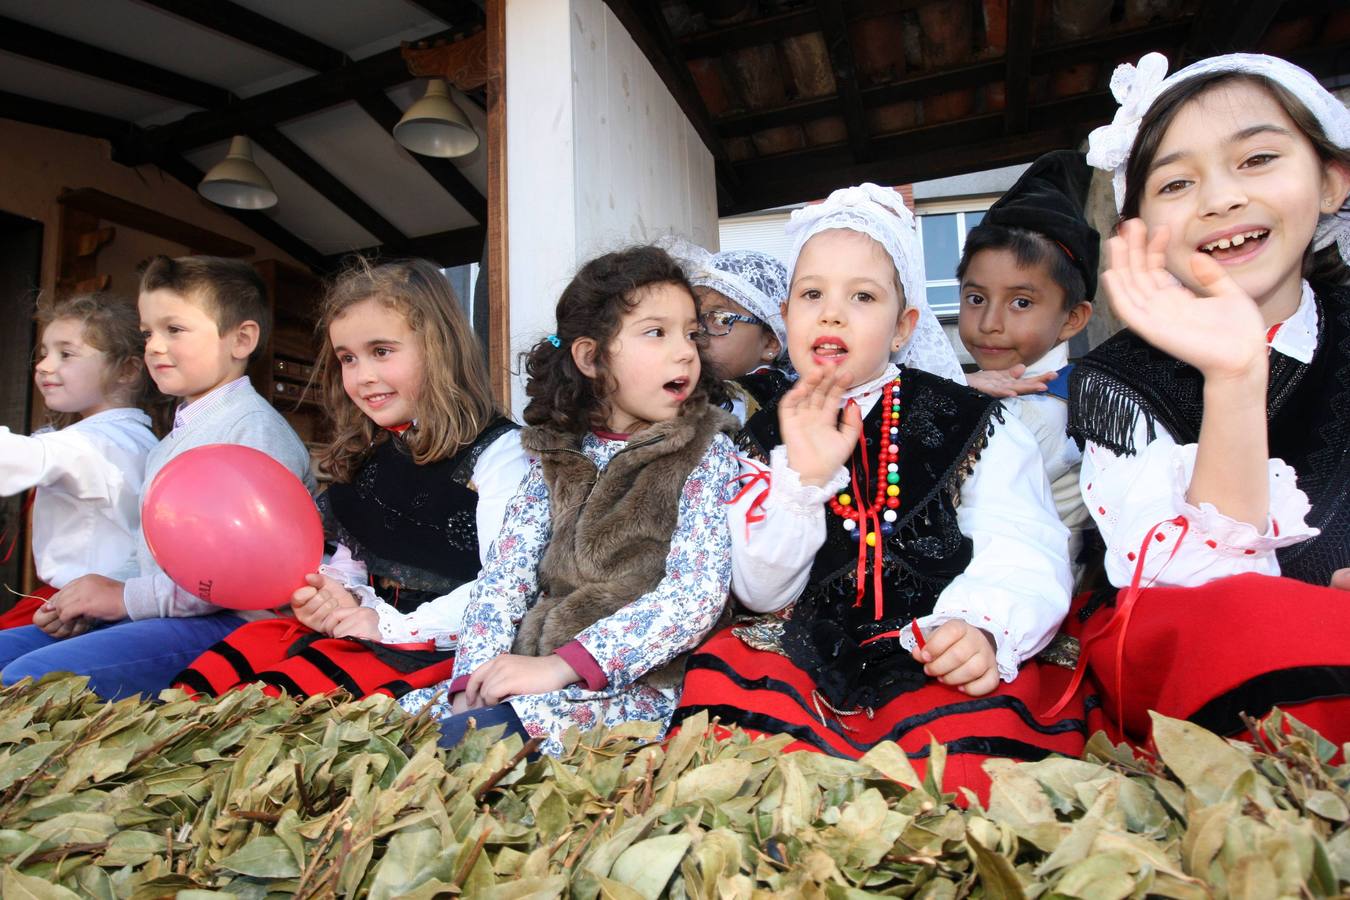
[0,675,1347,898]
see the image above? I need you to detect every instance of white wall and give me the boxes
[505,0,718,413]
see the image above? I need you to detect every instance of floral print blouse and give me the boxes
[399,430,737,755]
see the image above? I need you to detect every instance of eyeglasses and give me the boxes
[700,310,764,336]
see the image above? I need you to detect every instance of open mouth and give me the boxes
[663,377,689,398]
[1198,228,1269,261]
[363,392,396,408]
[812,336,849,361]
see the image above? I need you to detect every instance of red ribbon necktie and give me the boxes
[725,457,772,541]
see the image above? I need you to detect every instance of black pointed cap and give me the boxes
[982,149,1100,300]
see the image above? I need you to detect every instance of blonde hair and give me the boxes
[35,293,150,429]
[315,258,499,482]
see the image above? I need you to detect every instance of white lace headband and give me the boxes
[785,184,966,384]
[1087,52,1350,263]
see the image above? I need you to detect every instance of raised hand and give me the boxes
[778,365,863,487]
[966,366,1055,398]
[1101,219,1267,381]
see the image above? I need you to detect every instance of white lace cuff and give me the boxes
[1173,456,1318,554]
[764,445,849,517]
[899,612,1023,684]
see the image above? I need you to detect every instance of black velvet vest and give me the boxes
[740,367,1002,711]
[1069,283,1350,586]
[320,417,518,612]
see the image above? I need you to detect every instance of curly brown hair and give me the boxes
[35,293,152,429]
[314,258,500,482]
[521,245,726,435]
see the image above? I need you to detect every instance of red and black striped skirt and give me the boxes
[672,627,1099,800]
[174,617,458,701]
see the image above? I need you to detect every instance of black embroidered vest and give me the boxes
[740,367,1002,711]
[320,417,518,612]
[1069,283,1350,586]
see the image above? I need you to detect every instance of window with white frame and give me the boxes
[917,199,996,318]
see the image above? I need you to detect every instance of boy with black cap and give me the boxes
[955,150,1099,582]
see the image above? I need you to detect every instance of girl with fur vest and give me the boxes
[400,246,739,755]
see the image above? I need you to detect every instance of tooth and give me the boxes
[1231,234,1245,246]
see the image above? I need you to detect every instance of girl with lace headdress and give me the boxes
[1062,53,1350,747]
[674,184,1087,798]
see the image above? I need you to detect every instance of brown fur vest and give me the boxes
[511,403,738,689]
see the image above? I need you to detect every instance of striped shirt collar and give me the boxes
[172,376,252,433]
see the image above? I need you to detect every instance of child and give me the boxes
[0,256,314,699]
[0,294,158,627]
[1067,53,1350,744]
[674,184,1085,796]
[688,249,794,422]
[957,151,1097,582]
[176,259,527,700]
[399,246,739,756]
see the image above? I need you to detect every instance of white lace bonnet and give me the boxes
[1087,52,1350,263]
[686,249,790,354]
[785,183,966,383]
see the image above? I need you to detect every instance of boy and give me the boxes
[0,256,315,698]
[956,151,1097,582]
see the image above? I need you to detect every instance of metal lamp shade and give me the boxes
[393,79,480,158]
[198,136,278,210]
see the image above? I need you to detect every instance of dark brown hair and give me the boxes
[139,255,271,361]
[315,257,499,482]
[957,225,1087,308]
[521,245,725,435]
[35,293,151,429]
[1119,72,1350,284]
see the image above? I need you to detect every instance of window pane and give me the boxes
[926,282,960,316]
[964,210,985,231]
[921,214,959,282]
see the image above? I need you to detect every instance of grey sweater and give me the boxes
[123,380,316,620]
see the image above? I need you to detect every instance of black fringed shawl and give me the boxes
[1068,283,1350,585]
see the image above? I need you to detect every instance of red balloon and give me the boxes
[142,444,321,611]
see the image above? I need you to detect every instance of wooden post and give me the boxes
[485,0,510,411]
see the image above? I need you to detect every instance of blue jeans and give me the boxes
[0,613,245,700]
[436,702,530,749]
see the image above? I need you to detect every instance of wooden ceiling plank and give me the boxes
[250,127,409,248]
[0,90,135,142]
[330,224,486,268]
[117,28,466,163]
[1183,0,1281,60]
[1002,0,1035,134]
[408,1,488,30]
[58,187,254,256]
[356,92,488,224]
[815,0,871,162]
[138,0,346,72]
[0,13,231,109]
[678,9,819,59]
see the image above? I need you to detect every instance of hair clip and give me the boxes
[546,334,562,348]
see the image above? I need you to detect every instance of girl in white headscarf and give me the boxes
[1064,53,1350,748]
[674,184,1084,800]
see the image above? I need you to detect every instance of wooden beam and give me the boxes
[678,0,928,58]
[138,0,346,72]
[0,14,230,110]
[117,30,464,163]
[1003,0,1035,134]
[356,92,488,223]
[249,128,409,248]
[58,188,255,257]
[0,90,135,142]
[485,0,511,411]
[1183,0,1280,59]
[815,0,870,162]
[152,156,328,272]
[603,0,740,207]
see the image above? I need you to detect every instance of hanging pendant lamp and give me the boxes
[393,79,480,158]
[198,136,278,210]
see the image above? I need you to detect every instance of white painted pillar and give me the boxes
[505,0,718,414]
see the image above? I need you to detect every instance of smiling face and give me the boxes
[694,287,780,379]
[784,229,917,387]
[329,297,424,429]
[33,317,116,418]
[958,247,1090,370]
[139,288,255,403]
[583,282,701,435]
[1138,80,1350,320]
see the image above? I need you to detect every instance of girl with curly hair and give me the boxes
[400,245,739,755]
[177,258,527,700]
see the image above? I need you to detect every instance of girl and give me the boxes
[0,294,157,630]
[674,184,1088,798]
[1067,53,1350,744]
[175,258,527,700]
[399,245,739,756]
